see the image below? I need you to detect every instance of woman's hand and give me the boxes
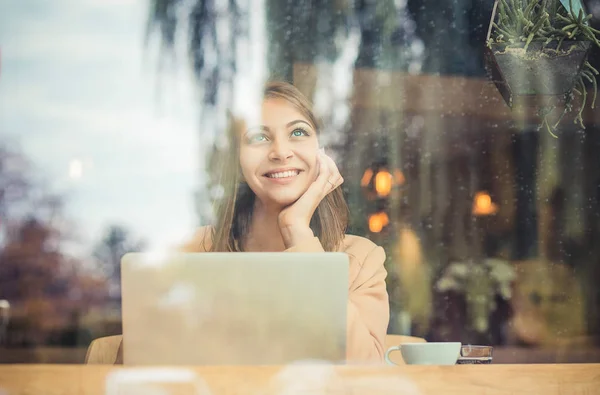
[278,151,344,248]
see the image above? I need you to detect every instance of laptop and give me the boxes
[120,252,349,365]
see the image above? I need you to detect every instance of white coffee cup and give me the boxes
[385,342,462,366]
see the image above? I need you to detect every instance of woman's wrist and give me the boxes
[279,224,314,249]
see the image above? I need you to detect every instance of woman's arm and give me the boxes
[346,245,389,362]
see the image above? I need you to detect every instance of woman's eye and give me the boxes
[291,128,309,137]
[248,134,267,143]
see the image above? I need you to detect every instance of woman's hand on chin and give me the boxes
[278,151,343,249]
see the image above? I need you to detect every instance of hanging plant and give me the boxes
[484,0,600,136]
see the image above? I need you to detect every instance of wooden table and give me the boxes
[0,364,599,394]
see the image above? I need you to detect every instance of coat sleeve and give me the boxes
[345,245,389,362]
[285,237,390,363]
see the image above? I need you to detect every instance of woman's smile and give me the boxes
[263,168,303,184]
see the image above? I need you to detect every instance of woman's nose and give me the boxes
[268,138,293,161]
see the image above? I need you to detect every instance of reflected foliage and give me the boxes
[0,144,106,348]
[93,225,146,298]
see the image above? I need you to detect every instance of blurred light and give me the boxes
[69,159,83,179]
[361,167,405,199]
[472,191,498,216]
[374,170,393,197]
[360,168,373,187]
[394,169,405,185]
[368,212,389,233]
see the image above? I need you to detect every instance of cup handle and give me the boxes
[384,345,401,366]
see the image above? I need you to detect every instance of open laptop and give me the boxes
[120,252,349,365]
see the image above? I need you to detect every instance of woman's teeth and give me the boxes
[267,170,299,178]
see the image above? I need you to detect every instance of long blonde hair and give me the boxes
[208,81,348,252]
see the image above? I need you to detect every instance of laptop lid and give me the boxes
[121,252,349,365]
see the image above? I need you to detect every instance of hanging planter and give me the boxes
[484,0,600,135]
[485,41,591,100]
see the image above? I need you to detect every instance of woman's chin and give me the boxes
[268,191,304,208]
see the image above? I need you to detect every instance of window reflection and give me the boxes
[1,0,599,364]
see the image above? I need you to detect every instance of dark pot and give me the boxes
[429,291,513,346]
[484,41,592,108]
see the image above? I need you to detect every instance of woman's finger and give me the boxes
[315,152,331,185]
[324,153,341,176]
[301,152,330,202]
[321,153,343,193]
[321,154,337,193]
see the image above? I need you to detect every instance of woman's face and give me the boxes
[239,98,319,208]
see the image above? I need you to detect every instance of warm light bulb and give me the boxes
[374,170,393,197]
[473,191,498,216]
[476,193,491,210]
[369,214,383,233]
[394,169,405,185]
[361,168,373,187]
[368,212,389,233]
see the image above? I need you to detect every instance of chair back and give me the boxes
[85,335,122,364]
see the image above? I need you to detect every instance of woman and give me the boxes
[182,81,390,362]
[104,82,388,365]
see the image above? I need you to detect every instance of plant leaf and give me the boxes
[560,0,586,23]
